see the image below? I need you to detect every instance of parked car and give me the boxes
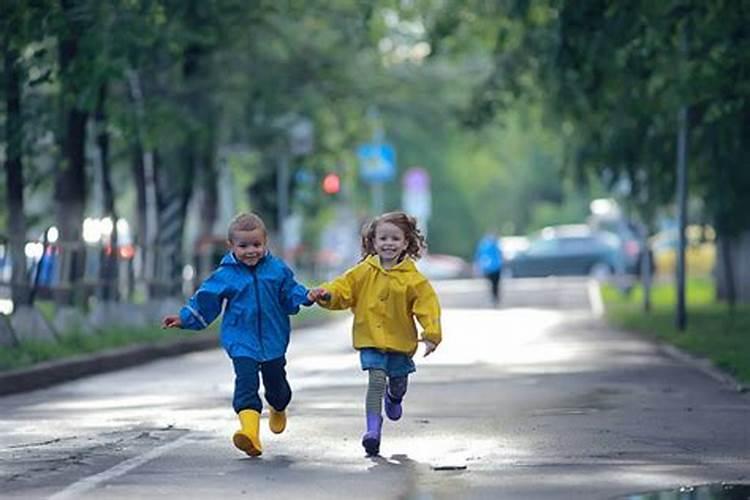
[499,236,530,262]
[588,218,652,275]
[417,253,470,280]
[650,224,716,277]
[507,224,625,279]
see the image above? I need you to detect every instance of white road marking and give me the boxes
[47,434,191,500]
[587,279,604,317]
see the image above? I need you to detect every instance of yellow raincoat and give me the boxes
[319,255,441,356]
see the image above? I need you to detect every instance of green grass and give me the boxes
[0,325,191,371]
[0,305,334,372]
[602,278,750,384]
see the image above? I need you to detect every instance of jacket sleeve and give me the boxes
[411,279,442,345]
[318,265,360,310]
[179,270,231,330]
[279,263,312,315]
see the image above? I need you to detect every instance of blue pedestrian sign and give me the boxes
[357,143,396,183]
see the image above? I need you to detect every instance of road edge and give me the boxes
[0,316,333,397]
[657,343,749,394]
[593,278,748,395]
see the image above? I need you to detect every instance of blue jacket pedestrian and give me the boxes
[474,233,503,274]
[162,212,315,457]
[474,231,504,304]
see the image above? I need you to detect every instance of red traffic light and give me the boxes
[322,173,341,194]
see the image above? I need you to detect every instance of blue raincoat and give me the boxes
[474,235,503,275]
[178,251,311,361]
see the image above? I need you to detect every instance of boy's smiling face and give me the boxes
[229,229,267,266]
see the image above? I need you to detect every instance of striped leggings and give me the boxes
[365,369,408,415]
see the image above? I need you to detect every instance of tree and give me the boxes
[1,0,55,306]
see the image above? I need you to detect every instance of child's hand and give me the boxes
[420,339,437,357]
[307,288,331,302]
[161,315,182,329]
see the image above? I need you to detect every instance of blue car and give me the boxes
[507,225,625,279]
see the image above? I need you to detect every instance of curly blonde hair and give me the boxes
[360,211,426,261]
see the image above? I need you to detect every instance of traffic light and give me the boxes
[322,173,341,195]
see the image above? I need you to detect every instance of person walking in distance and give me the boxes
[474,229,504,305]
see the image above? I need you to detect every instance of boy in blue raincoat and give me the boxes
[162,212,315,457]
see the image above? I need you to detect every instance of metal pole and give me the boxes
[28,229,49,305]
[277,152,289,256]
[675,104,688,331]
[640,223,652,313]
[371,182,384,214]
[675,18,690,332]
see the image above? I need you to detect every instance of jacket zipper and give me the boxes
[251,265,265,358]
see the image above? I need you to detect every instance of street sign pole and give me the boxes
[277,151,289,255]
[675,104,688,331]
[371,183,384,214]
[276,117,313,260]
[675,23,689,332]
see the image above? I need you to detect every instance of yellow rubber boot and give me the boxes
[269,408,287,434]
[233,409,262,456]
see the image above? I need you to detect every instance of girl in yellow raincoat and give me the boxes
[309,211,442,456]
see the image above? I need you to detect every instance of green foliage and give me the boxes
[6,0,747,275]
[429,0,750,243]
[527,198,590,234]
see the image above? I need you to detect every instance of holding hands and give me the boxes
[307,288,331,302]
[161,315,182,329]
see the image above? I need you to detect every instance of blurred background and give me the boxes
[0,1,748,327]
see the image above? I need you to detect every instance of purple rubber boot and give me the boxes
[361,414,383,456]
[384,392,402,421]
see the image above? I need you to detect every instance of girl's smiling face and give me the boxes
[374,221,408,266]
[229,228,266,266]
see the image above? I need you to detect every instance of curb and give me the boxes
[596,284,748,396]
[0,316,333,397]
[658,343,749,394]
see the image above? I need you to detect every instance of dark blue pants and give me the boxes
[231,356,291,414]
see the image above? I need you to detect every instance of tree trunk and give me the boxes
[737,232,750,304]
[55,0,89,306]
[717,234,737,310]
[126,68,159,300]
[197,131,218,243]
[3,41,30,306]
[150,9,208,298]
[96,82,119,301]
[153,149,193,298]
[131,142,146,262]
[54,109,88,306]
[640,227,652,313]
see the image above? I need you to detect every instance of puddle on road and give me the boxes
[431,464,467,471]
[622,483,750,499]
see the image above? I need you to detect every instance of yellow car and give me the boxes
[650,225,716,277]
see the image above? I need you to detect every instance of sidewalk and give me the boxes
[0,316,332,397]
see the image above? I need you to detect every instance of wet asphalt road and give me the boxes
[1,277,749,499]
